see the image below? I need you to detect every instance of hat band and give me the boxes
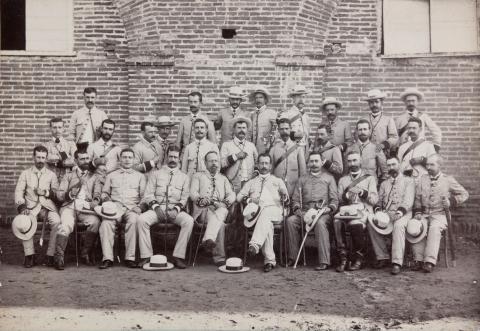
[373,219,387,229]
[102,209,117,217]
[226,265,243,271]
[247,207,260,221]
[409,225,424,238]
[20,220,33,234]
[150,262,167,268]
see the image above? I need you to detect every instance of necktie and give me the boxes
[254,110,260,145]
[210,175,216,199]
[89,111,96,142]
[194,141,200,172]
[165,170,174,208]
[385,178,396,209]
[189,115,197,144]
[258,177,267,200]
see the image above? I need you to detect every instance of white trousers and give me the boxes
[250,206,282,265]
[22,208,60,256]
[415,214,447,265]
[99,211,138,262]
[58,207,100,237]
[199,207,227,263]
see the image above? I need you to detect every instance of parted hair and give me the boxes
[33,145,48,156]
[83,87,97,95]
[356,118,371,129]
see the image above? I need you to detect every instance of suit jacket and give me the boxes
[311,141,344,177]
[395,109,442,148]
[375,174,415,216]
[347,141,387,181]
[237,174,288,209]
[143,166,190,210]
[68,106,108,144]
[269,139,306,196]
[292,172,338,212]
[56,168,97,204]
[220,138,258,192]
[176,112,216,151]
[132,135,163,173]
[251,106,278,155]
[338,171,378,210]
[181,138,219,176]
[102,168,146,211]
[214,107,251,145]
[280,106,311,150]
[319,117,353,150]
[87,138,123,174]
[397,139,436,179]
[364,112,399,150]
[44,137,77,180]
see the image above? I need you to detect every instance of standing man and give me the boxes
[334,151,378,272]
[215,86,250,146]
[87,119,122,175]
[366,156,415,275]
[412,154,468,273]
[44,117,77,181]
[395,88,442,152]
[237,154,289,272]
[69,87,108,148]
[176,91,216,152]
[347,119,387,181]
[156,116,176,166]
[190,151,236,266]
[269,118,306,197]
[250,86,278,155]
[285,152,338,270]
[319,97,353,154]
[281,85,311,153]
[14,146,60,268]
[137,146,193,269]
[99,148,146,269]
[362,89,398,156]
[181,118,219,176]
[220,117,258,193]
[311,124,344,178]
[132,121,163,175]
[397,117,436,180]
[55,150,101,269]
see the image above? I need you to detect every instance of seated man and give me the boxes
[237,153,289,272]
[334,151,378,272]
[14,145,60,268]
[286,152,338,270]
[99,148,146,269]
[137,146,194,269]
[412,154,468,273]
[366,156,415,275]
[190,151,236,266]
[55,150,101,269]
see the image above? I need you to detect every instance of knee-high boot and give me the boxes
[54,234,69,270]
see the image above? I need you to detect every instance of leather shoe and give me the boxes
[173,257,187,269]
[373,259,389,269]
[125,260,137,268]
[24,255,34,268]
[391,264,401,275]
[347,260,362,271]
[202,239,216,254]
[214,260,225,267]
[99,260,113,269]
[247,245,257,257]
[55,256,65,271]
[44,255,54,267]
[423,262,434,273]
[263,263,275,273]
[336,260,347,273]
[410,260,423,271]
[137,258,150,268]
[315,263,329,271]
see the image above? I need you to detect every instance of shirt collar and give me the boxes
[119,167,134,174]
[430,172,442,181]
[163,165,178,174]
[98,138,112,146]
[51,136,63,143]
[370,111,382,118]
[190,111,202,119]
[350,170,362,178]
[234,136,246,144]
[259,173,270,180]
[82,105,98,113]
[407,109,418,117]
[195,137,207,144]
[256,105,266,112]
[32,166,46,175]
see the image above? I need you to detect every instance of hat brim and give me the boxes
[143,262,175,271]
[12,216,37,241]
[243,205,261,228]
[321,101,342,109]
[79,208,97,216]
[157,122,176,128]
[94,205,124,220]
[218,265,250,273]
[406,218,428,244]
[288,90,310,97]
[249,91,270,104]
[231,117,252,130]
[400,91,423,101]
[335,210,365,220]
[368,217,393,235]
[363,95,386,101]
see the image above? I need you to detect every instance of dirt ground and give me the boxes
[0,232,479,330]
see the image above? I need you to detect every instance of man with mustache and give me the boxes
[55,150,101,269]
[237,154,289,272]
[44,117,77,181]
[311,124,343,179]
[279,85,312,154]
[397,117,436,181]
[334,151,378,272]
[285,152,338,270]
[319,97,353,154]
[269,118,306,197]
[366,156,415,275]
[69,87,108,148]
[190,151,236,266]
[249,86,278,155]
[412,154,468,273]
[87,119,122,175]
[220,117,258,193]
[395,88,442,152]
[133,121,163,176]
[176,91,216,152]
[214,86,250,146]
[346,119,387,181]
[181,118,219,176]
[155,116,176,167]
[99,148,147,269]
[14,145,61,268]
[362,89,399,156]
[137,146,194,269]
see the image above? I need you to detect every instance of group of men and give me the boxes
[13,85,469,275]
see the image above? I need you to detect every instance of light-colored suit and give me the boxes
[176,112,216,151]
[215,107,251,146]
[44,137,77,181]
[397,138,436,180]
[347,141,387,181]
[364,112,399,150]
[251,106,277,155]
[395,109,442,148]
[181,138,219,176]
[68,106,108,144]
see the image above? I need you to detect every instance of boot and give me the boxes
[80,231,97,266]
[54,234,69,270]
[336,249,348,273]
[24,254,35,268]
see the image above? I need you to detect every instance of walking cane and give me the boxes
[192,208,208,267]
[282,198,288,268]
[73,198,80,267]
[298,187,306,266]
[443,197,456,267]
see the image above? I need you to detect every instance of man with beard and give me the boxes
[285,152,338,270]
[237,154,289,272]
[156,116,176,166]
[44,117,77,181]
[133,121,163,175]
[412,154,468,273]
[362,89,398,156]
[269,118,306,197]
[334,151,378,272]
[395,88,441,152]
[190,151,236,266]
[176,91,216,152]
[99,148,146,269]
[280,85,311,153]
[397,117,436,181]
[87,119,122,175]
[347,119,387,181]
[215,86,250,146]
[181,118,219,176]
[319,97,353,154]
[14,145,61,268]
[311,124,343,178]
[137,147,193,269]
[69,87,108,148]
[55,150,101,269]
[366,156,415,275]
[249,86,278,155]
[220,117,258,193]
